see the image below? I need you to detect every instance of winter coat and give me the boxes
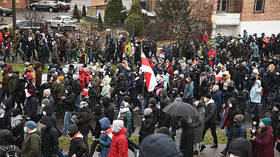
[250,80,262,103]
[180,123,194,157]
[2,67,10,92]
[159,89,171,128]
[40,116,59,156]
[62,93,76,112]
[229,122,246,141]
[251,42,259,58]
[178,79,187,95]
[119,108,132,137]
[88,85,98,108]
[75,108,92,136]
[57,81,66,99]
[204,99,217,124]
[108,127,128,157]
[51,41,59,60]
[99,117,112,157]
[194,105,205,144]
[221,106,240,129]
[34,62,42,86]
[271,111,280,142]
[253,125,274,157]
[104,105,114,125]
[212,90,223,113]
[101,75,111,98]
[184,81,194,99]
[139,114,155,142]
[25,97,38,120]
[21,130,41,157]
[68,134,88,157]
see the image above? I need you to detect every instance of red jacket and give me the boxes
[253,125,274,157]
[108,127,128,157]
[167,61,173,85]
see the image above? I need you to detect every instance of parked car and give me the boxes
[30,1,60,12]
[49,16,75,30]
[0,7,12,17]
[59,2,70,12]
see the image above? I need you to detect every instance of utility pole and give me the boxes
[12,0,16,55]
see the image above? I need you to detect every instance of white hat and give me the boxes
[112,120,124,132]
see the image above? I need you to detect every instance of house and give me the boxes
[0,0,27,9]
[211,0,280,37]
[88,0,133,20]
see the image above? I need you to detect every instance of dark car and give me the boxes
[30,1,60,12]
[60,2,70,12]
[0,7,12,17]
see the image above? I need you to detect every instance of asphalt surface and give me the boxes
[1,0,91,23]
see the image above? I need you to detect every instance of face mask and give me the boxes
[229,103,233,107]
[120,107,124,109]
[65,90,68,94]
[24,127,28,133]
[229,154,239,157]
[42,111,47,116]
[2,105,6,109]
[204,98,207,102]
[259,122,265,128]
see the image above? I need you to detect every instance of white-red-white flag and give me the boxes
[141,53,158,92]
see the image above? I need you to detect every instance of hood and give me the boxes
[103,75,111,86]
[40,116,53,128]
[0,129,16,146]
[149,97,157,106]
[140,133,182,157]
[99,117,111,131]
[112,127,127,136]
[42,104,53,116]
[112,120,124,132]
[255,80,261,86]
[11,115,22,129]
[206,99,215,105]
[34,61,41,69]
[101,96,111,107]
[160,89,168,98]
[228,138,252,157]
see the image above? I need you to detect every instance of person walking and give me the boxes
[251,118,274,157]
[201,93,218,152]
[108,120,128,157]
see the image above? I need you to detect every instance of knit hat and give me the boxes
[57,76,64,81]
[140,133,182,157]
[25,121,37,130]
[68,126,79,138]
[144,108,152,116]
[261,118,271,127]
[234,114,244,122]
[156,127,170,136]
[112,120,124,132]
[149,98,157,106]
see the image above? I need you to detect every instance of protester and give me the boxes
[21,121,41,157]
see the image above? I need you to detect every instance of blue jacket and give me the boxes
[212,90,223,112]
[250,80,262,103]
[184,81,194,99]
[230,122,247,140]
[99,117,112,157]
[251,42,259,58]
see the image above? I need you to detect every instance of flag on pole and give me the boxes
[141,53,158,92]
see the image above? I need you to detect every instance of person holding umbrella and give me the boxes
[200,93,218,152]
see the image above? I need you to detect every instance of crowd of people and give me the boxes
[0,27,279,157]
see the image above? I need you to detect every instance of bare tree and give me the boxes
[156,0,213,57]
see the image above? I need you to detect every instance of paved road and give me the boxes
[1,0,91,23]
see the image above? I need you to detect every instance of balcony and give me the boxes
[214,13,240,25]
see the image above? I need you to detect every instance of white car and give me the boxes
[49,16,75,30]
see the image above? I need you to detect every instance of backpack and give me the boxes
[0,145,20,157]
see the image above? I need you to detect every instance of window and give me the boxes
[53,17,61,20]
[217,0,228,12]
[16,0,20,3]
[3,0,7,4]
[254,0,264,12]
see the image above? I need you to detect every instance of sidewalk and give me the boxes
[91,144,280,157]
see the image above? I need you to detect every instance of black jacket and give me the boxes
[75,107,92,136]
[40,116,59,156]
[25,97,38,120]
[62,93,76,112]
[204,100,217,124]
[139,114,155,138]
[68,137,88,157]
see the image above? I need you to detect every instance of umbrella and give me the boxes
[163,102,202,127]
[163,102,199,118]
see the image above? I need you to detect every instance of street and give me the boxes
[1,0,91,23]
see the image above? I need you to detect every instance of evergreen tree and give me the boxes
[82,5,86,17]
[98,13,103,31]
[125,13,144,37]
[73,4,80,19]
[104,0,125,24]
[128,2,142,17]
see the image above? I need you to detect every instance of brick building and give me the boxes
[211,0,280,37]
[0,0,28,9]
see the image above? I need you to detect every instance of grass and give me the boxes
[58,129,252,152]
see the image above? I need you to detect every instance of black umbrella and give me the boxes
[163,102,202,127]
[163,102,199,118]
